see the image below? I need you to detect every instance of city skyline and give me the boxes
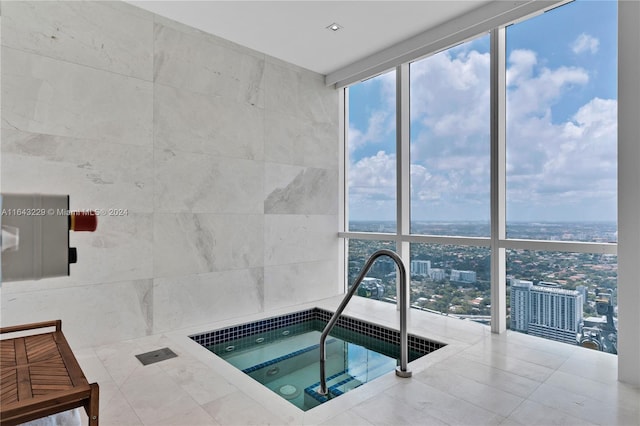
[349,219,618,243]
[348,220,618,353]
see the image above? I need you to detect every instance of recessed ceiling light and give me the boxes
[326,23,342,32]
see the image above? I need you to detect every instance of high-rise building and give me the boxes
[576,285,587,303]
[510,279,583,344]
[428,268,446,281]
[510,279,533,332]
[410,260,431,276]
[450,269,477,283]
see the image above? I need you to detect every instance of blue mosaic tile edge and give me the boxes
[241,338,337,374]
[304,369,348,403]
[303,368,363,403]
[189,307,445,356]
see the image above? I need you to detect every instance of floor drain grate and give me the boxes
[135,347,178,365]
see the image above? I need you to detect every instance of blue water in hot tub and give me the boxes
[207,319,403,411]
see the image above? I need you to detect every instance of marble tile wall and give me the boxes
[0,1,339,346]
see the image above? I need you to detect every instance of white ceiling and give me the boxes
[128,1,492,76]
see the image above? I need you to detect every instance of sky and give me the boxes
[348,0,618,224]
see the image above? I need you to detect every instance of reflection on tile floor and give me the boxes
[73,296,639,425]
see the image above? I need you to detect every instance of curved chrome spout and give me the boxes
[319,249,411,395]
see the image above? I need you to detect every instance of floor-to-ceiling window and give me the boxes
[408,35,492,319]
[409,35,491,236]
[505,0,618,353]
[342,0,618,353]
[347,71,398,297]
[347,70,396,231]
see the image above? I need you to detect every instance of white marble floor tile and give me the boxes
[460,346,556,383]
[148,405,219,426]
[506,399,597,426]
[498,417,526,426]
[384,380,505,425]
[529,382,639,426]
[98,387,144,426]
[351,392,448,426]
[80,384,143,426]
[202,391,293,425]
[94,340,149,386]
[73,347,115,385]
[545,369,640,411]
[463,334,572,370]
[556,348,620,385]
[415,365,525,417]
[436,355,542,398]
[161,357,239,405]
[119,364,202,425]
[503,331,579,358]
[318,409,374,426]
[126,333,185,356]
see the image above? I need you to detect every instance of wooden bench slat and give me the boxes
[0,321,98,425]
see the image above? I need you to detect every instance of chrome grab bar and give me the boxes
[319,249,411,395]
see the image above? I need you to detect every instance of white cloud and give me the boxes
[544,97,617,180]
[347,71,397,156]
[507,49,589,120]
[571,33,600,54]
[410,49,490,140]
[348,110,392,153]
[410,161,486,202]
[506,49,537,86]
[348,43,616,222]
[349,150,395,199]
[506,95,617,217]
[349,151,396,220]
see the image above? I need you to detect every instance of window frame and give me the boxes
[339,21,617,334]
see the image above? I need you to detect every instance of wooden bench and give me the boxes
[0,320,99,425]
